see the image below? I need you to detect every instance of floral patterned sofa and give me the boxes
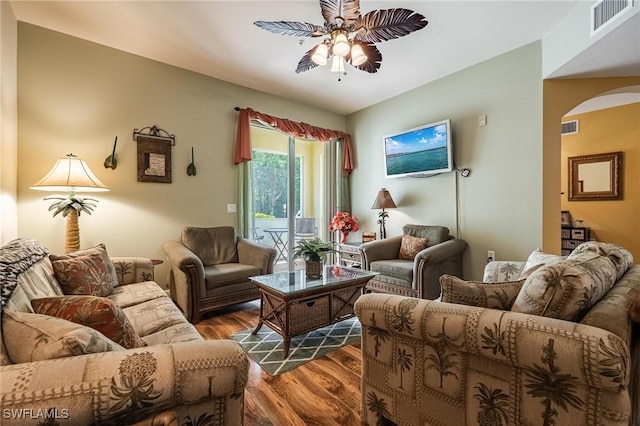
[0,238,248,425]
[355,241,639,426]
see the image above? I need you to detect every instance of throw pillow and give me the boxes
[570,241,634,280]
[521,248,565,277]
[50,243,118,289]
[512,251,618,322]
[2,310,123,363]
[52,251,115,296]
[31,296,146,349]
[399,235,428,260]
[439,274,525,310]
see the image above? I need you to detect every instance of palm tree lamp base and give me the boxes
[65,210,81,253]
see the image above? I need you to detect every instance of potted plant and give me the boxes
[291,238,336,278]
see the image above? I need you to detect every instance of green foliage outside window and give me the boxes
[252,150,301,218]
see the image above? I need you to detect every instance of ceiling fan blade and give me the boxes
[254,21,326,37]
[295,48,321,74]
[354,9,428,44]
[348,42,381,73]
[319,0,361,26]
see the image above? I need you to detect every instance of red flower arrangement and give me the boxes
[329,212,359,243]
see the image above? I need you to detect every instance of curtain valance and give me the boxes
[234,107,354,176]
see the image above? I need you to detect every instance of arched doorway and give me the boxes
[541,77,640,254]
[560,87,639,259]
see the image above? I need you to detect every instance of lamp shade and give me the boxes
[330,56,345,73]
[332,33,350,57]
[311,43,329,66]
[350,44,367,66]
[371,188,397,210]
[31,154,109,193]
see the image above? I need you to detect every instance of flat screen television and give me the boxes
[383,119,453,178]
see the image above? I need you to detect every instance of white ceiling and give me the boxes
[8,1,640,115]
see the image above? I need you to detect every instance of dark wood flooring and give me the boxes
[194,301,363,426]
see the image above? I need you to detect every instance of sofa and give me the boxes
[355,242,639,426]
[0,238,248,425]
[360,224,467,299]
[162,226,276,323]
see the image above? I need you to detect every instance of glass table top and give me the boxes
[250,265,377,295]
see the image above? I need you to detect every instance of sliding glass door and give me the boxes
[248,126,338,271]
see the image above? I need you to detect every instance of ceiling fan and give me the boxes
[254,0,428,77]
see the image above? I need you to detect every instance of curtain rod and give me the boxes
[234,107,240,111]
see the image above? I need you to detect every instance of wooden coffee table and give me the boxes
[250,265,377,359]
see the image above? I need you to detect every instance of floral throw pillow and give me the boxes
[50,243,118,289]
[52,251,115,297]
[31,296,146,349]
[399,235,428,260]
[2,310,123,363]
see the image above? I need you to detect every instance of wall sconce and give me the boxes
[104,136,118,170]
[31,154,109,253]
[371,188,397,239]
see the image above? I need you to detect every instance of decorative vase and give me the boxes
[305,260,323,278]
[340,231,349,244]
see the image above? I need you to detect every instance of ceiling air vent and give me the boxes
[591,0,633,35]
[561,120,579,135]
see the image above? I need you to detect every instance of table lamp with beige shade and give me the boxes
[31,153,109,253]
[371,188,397,239]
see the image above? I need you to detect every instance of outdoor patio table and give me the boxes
[264,227,288,262]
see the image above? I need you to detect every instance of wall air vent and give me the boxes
[591,0,633,36]
[561,120,579,135]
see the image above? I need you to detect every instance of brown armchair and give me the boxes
[360,224,467,299]
[162,226,276,323]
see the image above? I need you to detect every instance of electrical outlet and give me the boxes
[227,204,237,213]
[487,250,495,263]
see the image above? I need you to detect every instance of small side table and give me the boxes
[338,242,362,268]
[150,260,170,297]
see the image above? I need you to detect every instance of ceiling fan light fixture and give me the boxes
[350,44,367,66]
[330,55,346,73]
[255,0,428,77]
[311,43,329,65]
[332,32,350,57]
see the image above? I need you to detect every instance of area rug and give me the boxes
[230,317,361,376]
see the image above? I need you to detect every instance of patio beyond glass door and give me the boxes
[249,126,330,271]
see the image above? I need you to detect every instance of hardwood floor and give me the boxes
[195,301,363,426]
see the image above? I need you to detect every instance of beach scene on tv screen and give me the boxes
[385,123,449,176]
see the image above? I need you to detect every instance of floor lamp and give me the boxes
[371,188,397,239]
[31,153,109,253]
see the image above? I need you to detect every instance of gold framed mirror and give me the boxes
[568,151,622,201]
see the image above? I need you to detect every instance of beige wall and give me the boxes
[12,21,640,286]
[347,42,544,280]
[16,23,346,286]
[0,1,18,245]
[560,102,639,259]
[541,77,640,256]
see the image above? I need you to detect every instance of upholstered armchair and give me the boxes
[162,226,276,323]
[360,224,467,299]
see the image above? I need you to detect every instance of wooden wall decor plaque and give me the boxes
[133,125,175,183]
